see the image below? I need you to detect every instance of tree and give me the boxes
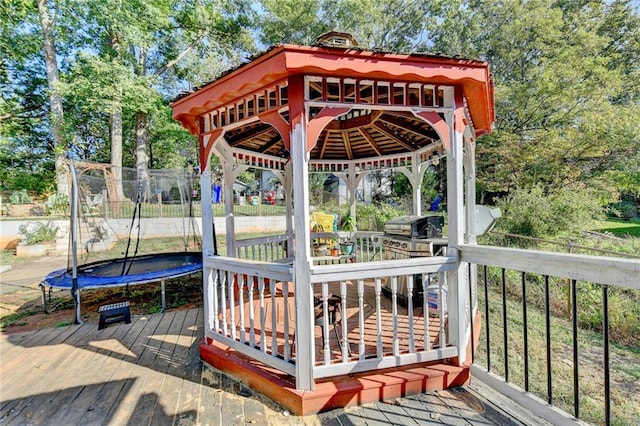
[37,0,68,195]
[64,0,255,199]
[429,0,639,205]
[258,0,433,52]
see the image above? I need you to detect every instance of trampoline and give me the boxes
[41,251,203,316]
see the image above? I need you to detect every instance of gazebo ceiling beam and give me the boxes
[372,121,417,151]
[358,128,383,156]
[342,131,353,160]
[227,123,273,147]
[258,134,283,154]
[318,131,331,159]
[378,114,438,141]
[324,110,383,131]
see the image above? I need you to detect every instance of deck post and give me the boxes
[445,87,470,364]
[464,137,478,322]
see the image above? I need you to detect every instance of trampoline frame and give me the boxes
[40,251,203,318]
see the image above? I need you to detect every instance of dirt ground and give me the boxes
[0,256,202,334]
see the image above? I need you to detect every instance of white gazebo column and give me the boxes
[445,88,470,365]
[216,141,242,257]
[200,132,219,257]
[283,161,294,256]
[335,167,364,227]
[290,76,314,391]
[199,132,217,338]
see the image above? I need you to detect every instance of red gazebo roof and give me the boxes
[172,41,494,162]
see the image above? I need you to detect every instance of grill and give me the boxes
[375,215,447,258]
[377,215,448,304]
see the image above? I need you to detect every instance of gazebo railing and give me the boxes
[203,255,296,376]
[309,256,459,378]
[201,253,461,381]
[235,234,290,262]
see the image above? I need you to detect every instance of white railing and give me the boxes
[309,256,458,378]
[203,255,295,376]
[202,252,461,382]
[235,234,290,262]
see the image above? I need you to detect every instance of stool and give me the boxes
[98,301,131,330]
[314,295,352,356]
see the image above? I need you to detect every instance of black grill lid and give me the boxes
[384,215,444,239]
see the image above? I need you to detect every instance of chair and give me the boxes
[313,294,351,356]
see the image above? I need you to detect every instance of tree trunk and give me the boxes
[110,103,125,201]
[110,31,126,201]
[37,0,68,196]
[136,110,151,201]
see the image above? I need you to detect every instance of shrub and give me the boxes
[45,193,69,215]
[356,202,406,231]
[9,189,32,204]
[18,221,60,245]
[496,185,603,238]
[606,201,638,220]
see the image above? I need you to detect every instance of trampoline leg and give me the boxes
[161,280,166,312]
[41,285,49,314]
[71,287,84,325]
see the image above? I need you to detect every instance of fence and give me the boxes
[461,244,640,425]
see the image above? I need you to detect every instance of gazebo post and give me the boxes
[221,153,236,257]
[445,88,470,365]
[290,76,315,391]
[284,161,294,256]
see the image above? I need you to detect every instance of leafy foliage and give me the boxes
[496,185,603,238]
[9,189,32,204]
[18,221,59,245]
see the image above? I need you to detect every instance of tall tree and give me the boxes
[428,0,639,203]
[37,0,68,195]
[258,0,432,52]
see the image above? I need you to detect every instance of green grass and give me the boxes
[593,218,640,238]
[0,308,41,329]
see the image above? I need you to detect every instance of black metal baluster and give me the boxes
[571,279,579,419]
[603,284,610,426]
[502,268,509,383]
[484,265,491,372]
[544,275,552,404]
[522,271,529,392]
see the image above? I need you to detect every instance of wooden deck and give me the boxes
[1,307,550,425]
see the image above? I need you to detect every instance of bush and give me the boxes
[356,202,406,231]
[18,221,60,245]
[606,201,638,220]
[9,189,32,204]
[496,185,603,238]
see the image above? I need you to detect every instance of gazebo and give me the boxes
[171,32,495,414]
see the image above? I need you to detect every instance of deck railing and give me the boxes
[460,244,640,426]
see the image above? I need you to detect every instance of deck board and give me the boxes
[1,307,549,425]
